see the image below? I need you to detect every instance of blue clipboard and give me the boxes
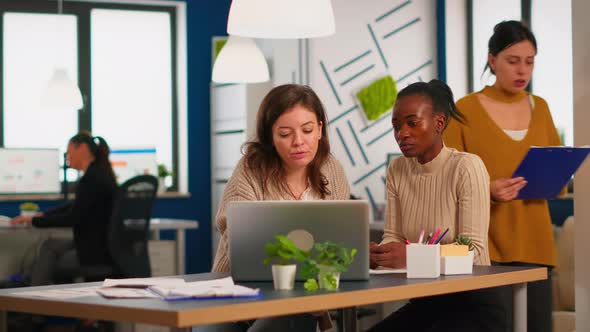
[512,146,590,199]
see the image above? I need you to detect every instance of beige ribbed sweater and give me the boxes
[212,154,351,272]
[383,146,491,265]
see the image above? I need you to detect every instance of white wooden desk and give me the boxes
[0,218,198,276]
[0,266,546,332]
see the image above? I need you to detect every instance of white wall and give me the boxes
[308,0,438,208]
[444,0,468,99]
[532,0,573,146]
[573,0,590,329]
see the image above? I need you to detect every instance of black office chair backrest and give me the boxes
[108,175,158,278]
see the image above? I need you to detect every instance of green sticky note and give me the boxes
[356,76,398,121]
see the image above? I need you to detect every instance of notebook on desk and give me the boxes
[512,146,590,199]
[227,200,370,282]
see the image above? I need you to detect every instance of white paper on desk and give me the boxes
[150,276,235,298]
[102,277,186,288]
[150,276,259,299]
[97,287,160,299]
[370,267,407,274]
[169,284,260,298]
[14,286,101,299]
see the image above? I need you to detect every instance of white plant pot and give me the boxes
[441,250,474,275]
[158,177,166,193]
[20,210,37,217]
[271,264,297,290]
[318,265,341,290]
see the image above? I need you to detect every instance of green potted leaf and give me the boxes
[157,164,172,193]
[300,241,357,291]
[19,202,40,217]
[454,234,475,251]
[263,235,308,290]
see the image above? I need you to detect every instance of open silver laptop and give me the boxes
[227,200,370,282]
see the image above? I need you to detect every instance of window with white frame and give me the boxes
[0,1,183,191]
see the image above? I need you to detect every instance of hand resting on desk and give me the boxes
[369,241,406,269]
[10,213,42,226]
[0,215,29,228]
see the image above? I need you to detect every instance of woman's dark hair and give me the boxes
[243,84,331,198]
[485,20,537,75]
[69,130,116,184]
[396,79,465,129]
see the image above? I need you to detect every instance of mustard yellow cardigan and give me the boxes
[443,85,561,266]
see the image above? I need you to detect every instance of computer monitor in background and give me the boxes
[110,148,158,184]
[0,148,61,194]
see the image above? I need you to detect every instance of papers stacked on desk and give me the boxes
[150,276,260,300]
[97,276,260,300]
[12,277,260,301]
[102,277,186,288]
[98,277,187,299]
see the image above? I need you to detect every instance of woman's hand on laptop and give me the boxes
[369,241,406,269]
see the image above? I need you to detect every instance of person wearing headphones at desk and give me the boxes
[210,84,350,332]
[368,80,507,332]
[11,131,117,286]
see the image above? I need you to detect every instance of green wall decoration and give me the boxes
[356,75,398,121]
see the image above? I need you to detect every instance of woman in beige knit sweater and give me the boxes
[209,84,349,332]
[368,80,506,332]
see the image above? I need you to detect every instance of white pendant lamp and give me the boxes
[227,0,335,39]
[212,35,270,83]
[41,68,84,111]
[41,0,84,112]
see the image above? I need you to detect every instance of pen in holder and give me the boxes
[406,243,440,278]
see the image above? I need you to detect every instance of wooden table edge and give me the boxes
[176,267,546,327]
[0,267,546,328]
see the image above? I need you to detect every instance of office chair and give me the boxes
[74,175,159,281]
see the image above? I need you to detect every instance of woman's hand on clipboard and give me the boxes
[491,177,527,202]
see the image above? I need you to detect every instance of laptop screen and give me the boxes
[227,200,370,282]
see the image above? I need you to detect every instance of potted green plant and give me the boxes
[263,235,308,290]
[300,241,357,291]
[454,234,475,251]
[157,164,172,193]
[439,234,476,275]
[19,202,40,217]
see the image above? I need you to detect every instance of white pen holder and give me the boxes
[406,244,440,278]
[441,251,474,275]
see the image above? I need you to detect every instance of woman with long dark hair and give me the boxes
[11,131,117,285]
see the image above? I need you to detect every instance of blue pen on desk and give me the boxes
[434,228,450,244]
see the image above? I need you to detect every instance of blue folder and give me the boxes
[512,146,590,199]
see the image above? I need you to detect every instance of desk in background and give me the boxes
[0,266,546,332]
[150,218,198,275]
[0,218,198,278]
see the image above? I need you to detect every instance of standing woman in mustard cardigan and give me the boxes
[443,21,561,332]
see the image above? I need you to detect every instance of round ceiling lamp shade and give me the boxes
[212,36,270,83]
[227,0,335,39]
[41,68,84,111]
